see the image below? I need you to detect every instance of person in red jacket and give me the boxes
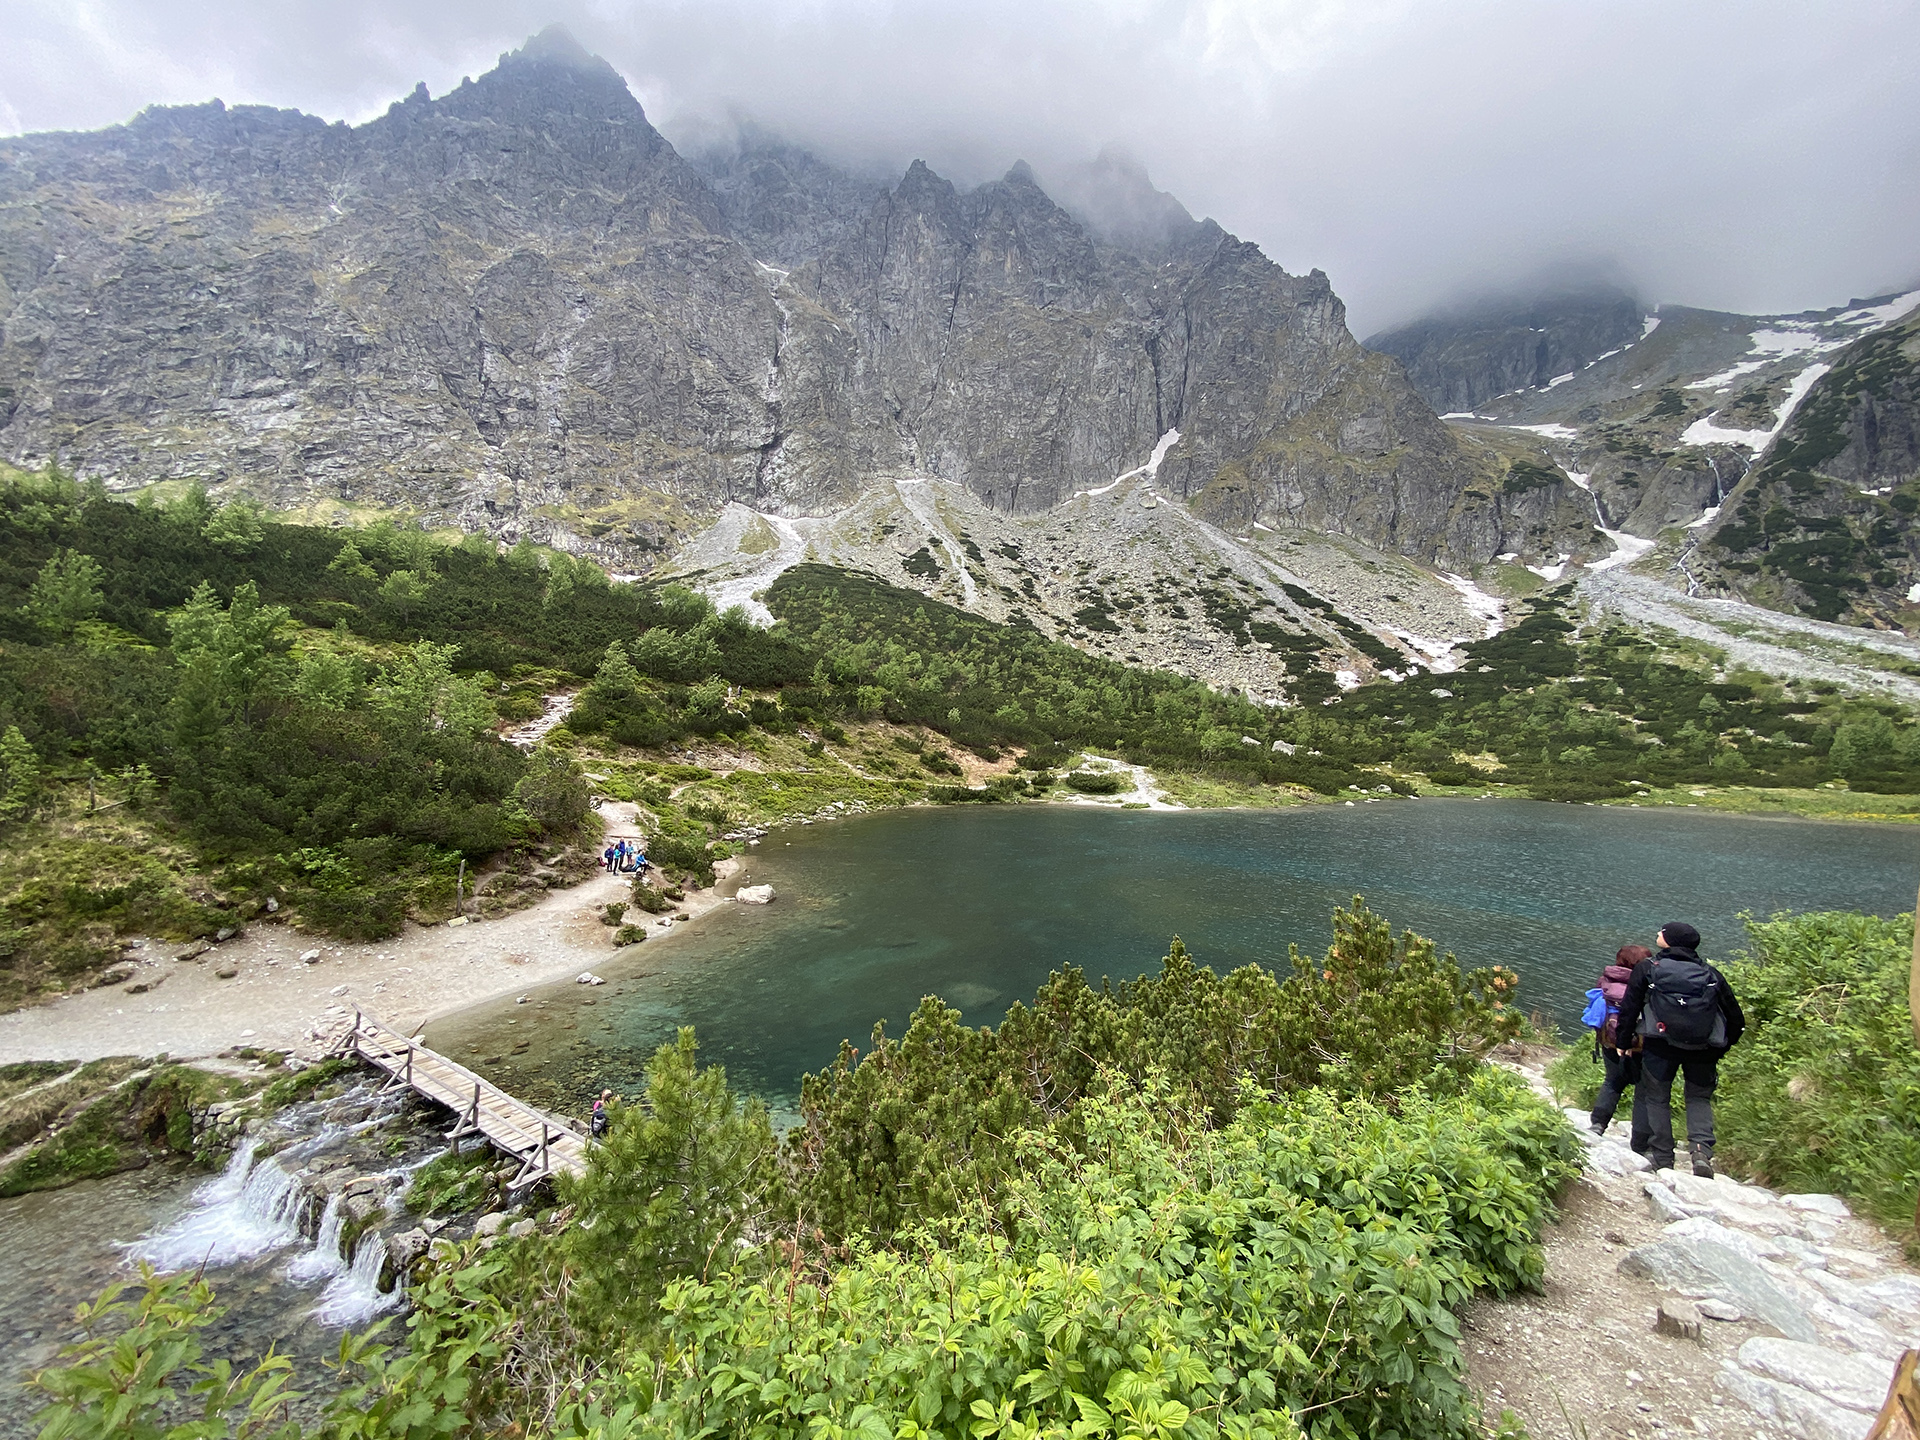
[1613,922,1747,1177]
[1590,943,1651,1148]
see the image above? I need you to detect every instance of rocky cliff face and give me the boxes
[0,27,1522,572]
[1701,309,1920,625]
[1367,287,1647,415]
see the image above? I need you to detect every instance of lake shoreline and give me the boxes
[4,792,1913,1071]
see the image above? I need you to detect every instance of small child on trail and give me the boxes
[1584,943,1651,1148]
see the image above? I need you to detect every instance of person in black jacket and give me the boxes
[1612,921,1746,1177]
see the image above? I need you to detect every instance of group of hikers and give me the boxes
[1582,920,1746,1177]
[601,838,647,874]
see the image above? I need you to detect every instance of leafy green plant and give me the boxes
[1715,909,1920,1238]
[26,1266,303,1440]
[559,1028,778,1344]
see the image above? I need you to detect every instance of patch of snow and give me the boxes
[1909,582,1920,603]
[1565,470,1592,492]
[1589,345,1626,364]
[1441,411,1491,420]
[1681,415,1775,450]
[1681,362,1831,451]
[1073,428,1182,499]
[1252,520,1273,531]
[1687,505,1723,530]
[1587,529,1656,573]
[1496,551,1519,562]
[1526,554,1572,582]
[1544,372,1577,389]
[1440,573,1505,638]
[1145,428,1182,476]
[1505,423,1579,441]
[1687,329,1843,391]
[1334,669,1361,690]
[1834,288,1920,328]
[1641,315,1662,338]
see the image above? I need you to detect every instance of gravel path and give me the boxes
[1469,1059,1914,1439]
[0,805,743,1066]
[1579,571,1920,705]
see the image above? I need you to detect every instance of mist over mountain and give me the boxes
[1366,284,1648,416]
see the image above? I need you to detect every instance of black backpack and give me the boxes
[1640,955,1727,1050]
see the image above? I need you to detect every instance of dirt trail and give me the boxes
[1470,1059,1915,1439]
[0,804,743,1066]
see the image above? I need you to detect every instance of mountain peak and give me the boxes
[519,24,596,65]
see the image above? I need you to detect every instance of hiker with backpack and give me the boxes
[1612,921,1746,1177]
[1583,943,1652,1146]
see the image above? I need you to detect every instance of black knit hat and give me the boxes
[1659,921,1701,951]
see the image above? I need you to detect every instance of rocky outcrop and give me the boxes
[0,27,1518,571]
[1702,309,1920,625]
[1366,285,1647,415]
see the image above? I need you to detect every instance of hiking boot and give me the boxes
[1691,1144,1715,1179]
[1589,1116,1610,1137]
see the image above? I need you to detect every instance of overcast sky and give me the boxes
[4,0,1915,334]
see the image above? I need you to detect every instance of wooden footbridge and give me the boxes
[336,1011,589,1190]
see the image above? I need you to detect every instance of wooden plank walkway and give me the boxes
[337,1010,589,1189]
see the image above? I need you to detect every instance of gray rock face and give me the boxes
[1618,1233,1820,1342]
[1366,285,1647,415]
[0,28,1518,572]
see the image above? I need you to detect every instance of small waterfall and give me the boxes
[312,1229,402,1327]
[287,1193,347,1283]
[132,1140,305,1271]
[123,1082,433,1330]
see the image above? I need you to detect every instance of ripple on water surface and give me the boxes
[426,799,1920,1121]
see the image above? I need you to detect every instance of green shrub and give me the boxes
[788,900,1525,1244]
[405,1146,497,1216]
[646,832,715,886]
[647,1071,1570,1440]
[1064,769,1127,793]
[1716,910,1920,1237]
[628,881,671,914]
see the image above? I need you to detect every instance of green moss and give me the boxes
[259,1056,355,1110]
[0,1063,253,1197]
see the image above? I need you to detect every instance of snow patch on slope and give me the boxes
[1440,574,1505,638]
[1682,363,1831,451]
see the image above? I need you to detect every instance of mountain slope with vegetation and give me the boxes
[1703,307,1920,625]
[2,464,1914,1006]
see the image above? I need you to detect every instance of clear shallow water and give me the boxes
[427,800,1920,1120]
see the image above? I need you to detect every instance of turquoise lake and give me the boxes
[425,799,1920,1120]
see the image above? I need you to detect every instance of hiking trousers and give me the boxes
[1639,1042,1720,1170]
[1592,1049,1649,1149]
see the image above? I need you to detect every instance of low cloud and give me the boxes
[3,0,1915,332]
